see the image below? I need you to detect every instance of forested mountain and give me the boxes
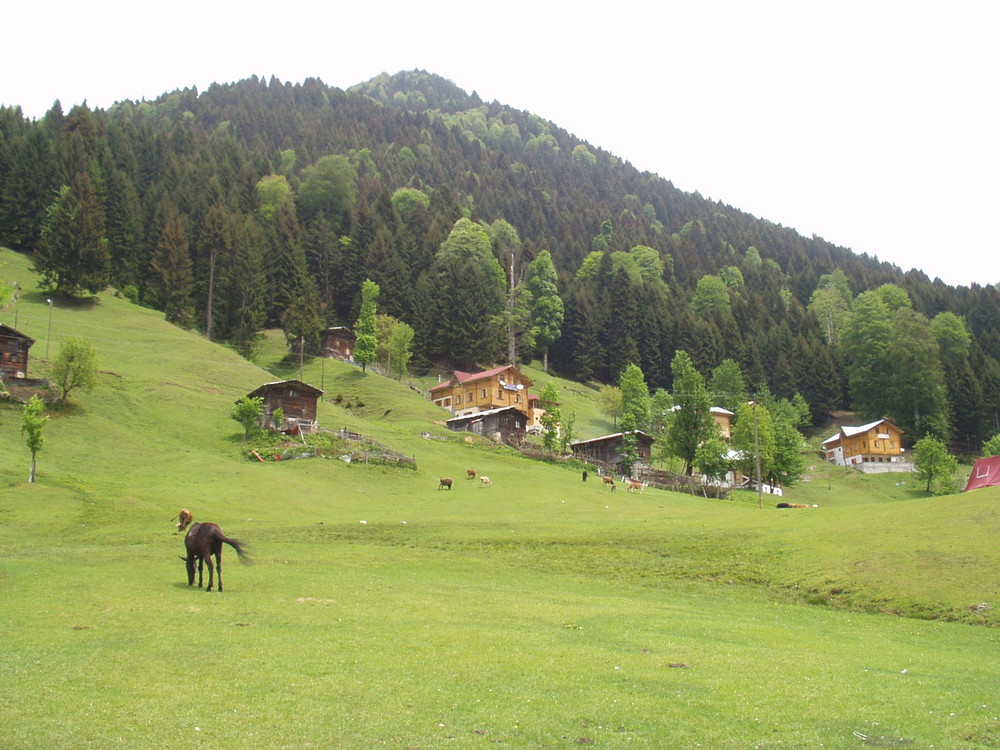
[2,70,999,451]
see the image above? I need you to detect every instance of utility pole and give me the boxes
[752,397,763,509]
[299,334,305,380]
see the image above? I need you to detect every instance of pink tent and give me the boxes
[965,455,1000,492]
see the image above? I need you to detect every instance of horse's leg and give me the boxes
[205,553,216,591]
[197,555,204,588]
[216,551,223,592]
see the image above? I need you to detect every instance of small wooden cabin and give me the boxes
[571,431,655,474]
[446,405,528,443]
[0,324,34,379]
[245,379,323,433]
[320,327,356,361]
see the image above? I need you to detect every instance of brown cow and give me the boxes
[627,480,645,493]
[438,477,453,490]
[175,508,193,532]
[467,468,477,480]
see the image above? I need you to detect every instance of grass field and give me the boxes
[3,247,1000,749]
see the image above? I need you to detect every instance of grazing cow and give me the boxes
[438,477,453,490]
[627,480,645,493]
[175,508,193,532]
[582,470,588,482]
[602,476,615,487]
[479,476,492,488]
[776,502,813,509]
[467,468,477,480]
[181,522,248,592]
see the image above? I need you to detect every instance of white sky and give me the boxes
[4,1,997,287]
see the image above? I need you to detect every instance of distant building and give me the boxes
[320,327,356,361]
[0,324,34,379]
[446,405,529,443]
[570,431,655,475]
[244,379,323,434]
[430,364,535,420]
[822,419,908,470]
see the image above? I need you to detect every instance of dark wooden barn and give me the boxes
[570,431,655,474]
[321,327,356,361]
[245,379,324,433]
[0,324,34,380]
[446,405,528,443]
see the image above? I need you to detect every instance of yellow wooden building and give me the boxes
[429,365,534,420]
[822,419,905,467]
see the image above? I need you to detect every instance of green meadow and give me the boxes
[2,247,1000,749]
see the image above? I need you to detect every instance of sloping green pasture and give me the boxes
[2,248,1000,749]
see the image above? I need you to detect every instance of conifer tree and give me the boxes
[152,206,194,327]
[35,172,110,296]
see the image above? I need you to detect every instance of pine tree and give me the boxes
[152,206,194,327]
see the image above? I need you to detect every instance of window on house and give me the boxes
[456,395,461,404]
[497,389,504,400]
[890,441,896,449]
[874,440,880,448]
[481,389,486,399]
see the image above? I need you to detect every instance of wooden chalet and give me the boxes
[571,431,655,474]
[822,419,906,468]
[711,407,735,441]
[446,405,528,443]
[0,324,34,380]
[245,379,324,434]
[429,364,534,419]
[320,327,356,361]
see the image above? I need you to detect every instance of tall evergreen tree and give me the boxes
[34,172,110,296]
[152,205,194,327]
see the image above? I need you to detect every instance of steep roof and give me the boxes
[824,419,902,445]
[429,364,528,392]
[571,430,655,447]
[0,324,35,346]
[245,379,324,400]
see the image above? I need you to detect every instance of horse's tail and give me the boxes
[218,531,251,563]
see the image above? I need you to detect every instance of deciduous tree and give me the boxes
[354,279,379,373]
[21,395,47,483]
[49,337,99,405]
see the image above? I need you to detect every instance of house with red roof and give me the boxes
[430,364,541,431]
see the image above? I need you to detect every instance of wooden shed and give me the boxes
[321,327,356,361]
[571,431,655,474]
[446,405,528,443]
[0,324,34,379]
[245,379,324,434]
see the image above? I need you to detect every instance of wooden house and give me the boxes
[245,379,324,433]
[446,405,528,443]
[822,419,906,468]
[0,324,34,379]
[571,431,655,474]
[320,327,356,361]
[711,407,735,441]
[429,365,534,419]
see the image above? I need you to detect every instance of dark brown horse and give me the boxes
[181,522,249,592]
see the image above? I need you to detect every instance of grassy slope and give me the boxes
[3,247,1000,748]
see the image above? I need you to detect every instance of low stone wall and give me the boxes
[855,461,914,474]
